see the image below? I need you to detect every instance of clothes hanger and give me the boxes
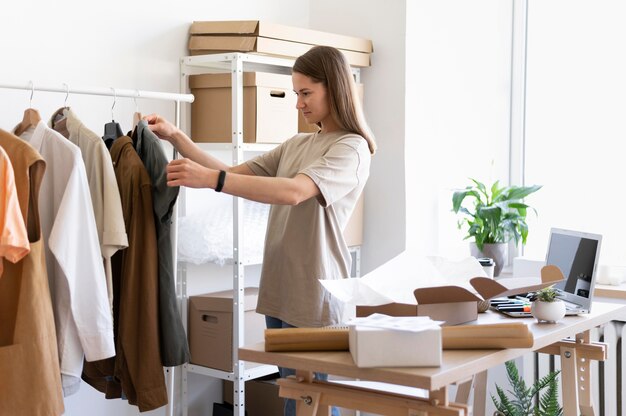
[14,81,42,137]
[132,90,143,127]
[102,87,123,149]
[52,83,70,138]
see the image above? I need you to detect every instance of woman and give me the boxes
[146,45,376,416]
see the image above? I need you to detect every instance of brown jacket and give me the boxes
[0,130,64,415]
[82,136,167,411]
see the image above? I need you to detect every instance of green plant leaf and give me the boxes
[452,179,541,250]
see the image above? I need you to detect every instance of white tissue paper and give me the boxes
[177,199,269,265]
[320,252,486,306]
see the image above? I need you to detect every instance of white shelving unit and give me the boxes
[177,52,361,416]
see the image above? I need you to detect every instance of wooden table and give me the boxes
[239,301,626,416]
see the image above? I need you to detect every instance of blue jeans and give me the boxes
[265,316,340,416]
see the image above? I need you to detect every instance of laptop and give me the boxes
[494,228,602,318]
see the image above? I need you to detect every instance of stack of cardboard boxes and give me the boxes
[188,20,373,67]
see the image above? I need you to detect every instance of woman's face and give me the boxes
[292,72,337,132]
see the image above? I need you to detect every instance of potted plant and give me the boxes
[452,179,541,276]
[492,360,562,416]
[530,286,566,323]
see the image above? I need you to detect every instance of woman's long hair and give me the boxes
[293,46,376,155]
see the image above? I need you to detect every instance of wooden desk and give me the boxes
[239,301,626,416]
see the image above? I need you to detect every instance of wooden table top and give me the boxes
[239,301,626,391]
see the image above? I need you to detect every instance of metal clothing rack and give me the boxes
[0,80,194,416]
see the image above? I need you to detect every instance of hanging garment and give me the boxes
[133,120,189,367]
[0,130,64,416]
[82,136,167,412]
[16,121,114,396]
[0,145,29,276]
[50,108,128,311]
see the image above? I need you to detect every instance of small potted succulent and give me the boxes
[530,286,566,323]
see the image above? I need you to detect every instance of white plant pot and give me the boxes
[531,300,566,323]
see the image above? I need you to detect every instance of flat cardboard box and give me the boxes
[189,72,297,143]
[349,325,442,368]
[188,287,265,371]
[189,36,371,68]
[223,376,284,416]
[190,20,373,53]
[356,265,565,326]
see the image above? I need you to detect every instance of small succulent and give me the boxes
[534,286,558,303]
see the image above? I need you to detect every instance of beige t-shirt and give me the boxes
[246,131,371,327]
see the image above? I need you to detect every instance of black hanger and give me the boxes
[103,89,124,149]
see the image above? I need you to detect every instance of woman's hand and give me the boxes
[143,113,180,144]
[166,158,214,189]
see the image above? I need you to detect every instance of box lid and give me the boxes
[189,72,293,89]
[190,20,373,53]
[190,287,259,313]
[470,265,564,300]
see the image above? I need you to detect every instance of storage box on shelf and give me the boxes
[188,20,373,68]
[188,288,265,372]
[190,72,297,143]
[223,375,285,416]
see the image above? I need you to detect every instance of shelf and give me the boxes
[196,142,280,153]
[187,362,278,381]
[181,52,294,76]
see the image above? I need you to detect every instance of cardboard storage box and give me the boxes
[190,72,297,143]
[188,288,265,371]
[349,325,442,368]
[189,20,373,68]
[223,376,284,416]
[356,265,565,326]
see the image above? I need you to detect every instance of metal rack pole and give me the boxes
[0,82,194,103]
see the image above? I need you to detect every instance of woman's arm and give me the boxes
[166,158,320,205]
[143,114,252,175]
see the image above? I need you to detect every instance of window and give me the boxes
[522,1,626,268]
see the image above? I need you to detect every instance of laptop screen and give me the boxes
[545,228,602,310]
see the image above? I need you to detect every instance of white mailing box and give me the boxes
[348,325,442,368]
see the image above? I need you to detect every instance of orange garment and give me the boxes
[0,144,29,277]
[0,130,64,416]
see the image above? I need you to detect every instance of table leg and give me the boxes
[560,344,578,416]
[473,371,488,416]
[576,332,595,416]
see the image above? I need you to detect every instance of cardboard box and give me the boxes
[189,21,373,67]
[189,72,297,143]
[190,21,373,53]
[223,376,284,416]
[188,288,266,371]
[189,36,371,68]
[348,325,442,368]
[356,265,565,326]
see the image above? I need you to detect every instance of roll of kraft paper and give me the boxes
[264,322,534,352]
[442,322,534,349]
[264,327,349,352]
